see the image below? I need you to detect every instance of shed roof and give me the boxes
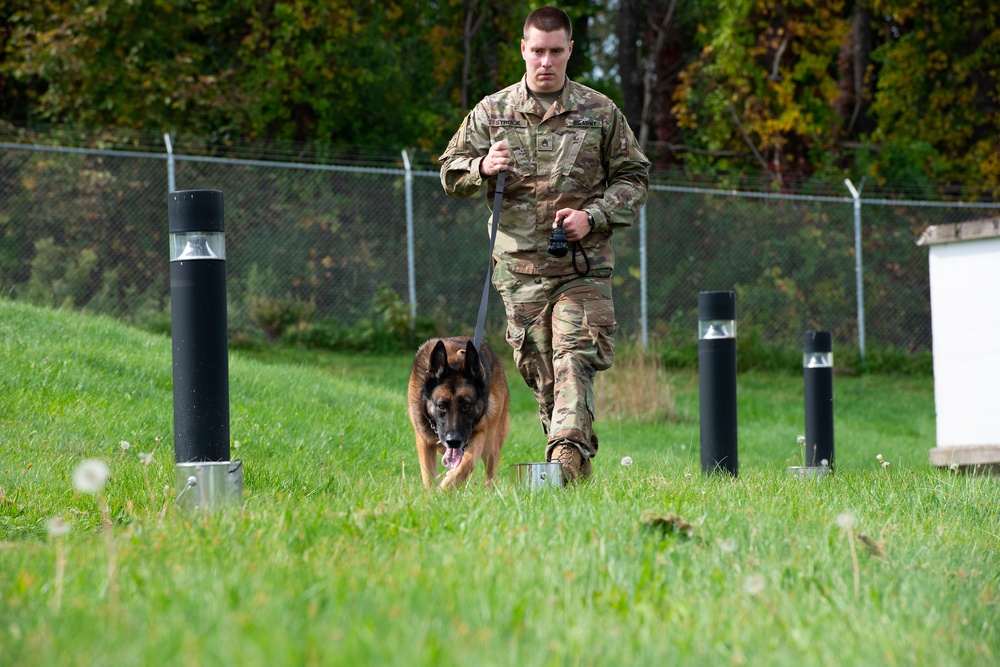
[918,218,1000,246]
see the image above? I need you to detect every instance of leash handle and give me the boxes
[474,170,505,352]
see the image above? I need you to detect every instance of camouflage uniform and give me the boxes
[439,76,649,461]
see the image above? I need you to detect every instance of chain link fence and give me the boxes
[2,141,998,355]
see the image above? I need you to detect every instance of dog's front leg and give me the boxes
[416,439,441,489]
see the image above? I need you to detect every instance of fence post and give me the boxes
[640,203,648,347]
[844,178,866,366]
[163,133,176,193]
[402,149,416,325]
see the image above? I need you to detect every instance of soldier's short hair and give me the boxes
[524,6,572,40]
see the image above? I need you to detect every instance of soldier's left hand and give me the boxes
[554,208,593,242]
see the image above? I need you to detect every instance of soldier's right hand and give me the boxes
[480,141,510,177]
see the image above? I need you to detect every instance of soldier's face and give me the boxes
[521,27,573,94]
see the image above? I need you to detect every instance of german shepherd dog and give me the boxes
[407,337,510,490]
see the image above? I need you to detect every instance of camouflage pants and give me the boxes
[492,262,617,460]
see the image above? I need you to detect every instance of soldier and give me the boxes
[439,5,649,482]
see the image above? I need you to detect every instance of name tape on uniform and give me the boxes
[490,118,528,127]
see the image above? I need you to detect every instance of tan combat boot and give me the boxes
[551,443,592,483]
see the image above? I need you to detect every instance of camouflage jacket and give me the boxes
[439,76,650,276]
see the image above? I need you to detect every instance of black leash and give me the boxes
[571,241,591,277]
[473,170,505,353]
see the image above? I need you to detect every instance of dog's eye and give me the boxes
[436,402,449,412]
[459,401,472,412]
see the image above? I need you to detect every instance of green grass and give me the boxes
[1,298,997,666]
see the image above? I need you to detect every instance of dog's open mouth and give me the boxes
[442,447,465,469]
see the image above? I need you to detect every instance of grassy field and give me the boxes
[1,298,997,666]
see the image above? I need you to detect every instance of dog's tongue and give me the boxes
[442,448,464,469]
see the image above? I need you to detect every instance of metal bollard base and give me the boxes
[510,462,564,490]
[786,465,832,480]
[174,460,243,511]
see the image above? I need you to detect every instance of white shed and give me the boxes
[918,218,1000,470]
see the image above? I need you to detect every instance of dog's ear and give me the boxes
[428,339,450,381]
[464,340,485,385]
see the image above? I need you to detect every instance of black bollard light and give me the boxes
[803,330,834,469]
[698,290,738,476]
[169,190,242,510]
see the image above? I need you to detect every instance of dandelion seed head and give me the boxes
[797,435,806,446]
[820,459,829,467]
[138,452,154,466]
[836,512,856,530]
[743,574,765,596]
[882,460,890,469]
[73,459,109,493]
[46,516,70,537]
[620,456,633,467]
[120,440,130,451]
[950,462,960,472]
[876,454,884,462]
[718,538,737,553]
[680,444,686,451]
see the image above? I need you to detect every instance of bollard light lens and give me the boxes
[170,232,226,261]
[804,351,833,368]
[699,319,736,340]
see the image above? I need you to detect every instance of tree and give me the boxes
[0,0,246,136]
[3,0,998,190]
[836,0,875,138]
[617,0,644,132]
[0,0,521,151]
[865,0,1000,192]
[611,0,713,166]
[672,0,851,185]
[459,0,490,111]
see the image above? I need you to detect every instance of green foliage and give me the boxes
[0,0,537,150]
[842,345,934,376]
[25,237,98,309]
[371,283,417,346]
[234,1,448,146]
[659,325,932,376]
[242,263,315,341]
[667,0,1000,188]
[247,295,315,341]
[735,327,802,374]
[673,0,849,178]
[661,337,699,370]
[0,0,245,134]
[281,285,441,354]
[853,140,940,197]
[0,146,169,322]
[4,1,998,184]
[867,1,1000,192]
